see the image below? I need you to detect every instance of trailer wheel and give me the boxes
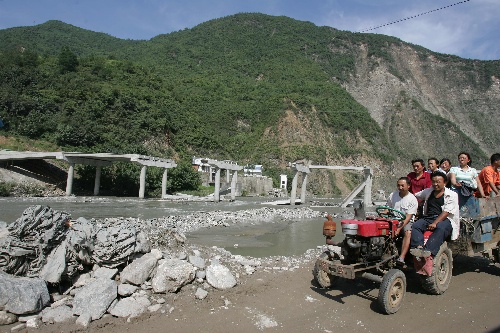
[420,242,453,295]
[378,269,406,314]
[313,252,339,288]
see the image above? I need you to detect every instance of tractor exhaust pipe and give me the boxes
[346,238,361,248]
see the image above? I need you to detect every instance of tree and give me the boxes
[58,46,78,73]
[167,160,202,193]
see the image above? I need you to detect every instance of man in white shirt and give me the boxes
[386,177,418,263]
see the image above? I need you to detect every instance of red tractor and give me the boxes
[313,197,500,314]
[313,206,414,314]
[313,193,500,314]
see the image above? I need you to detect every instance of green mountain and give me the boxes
[1,13,499,195]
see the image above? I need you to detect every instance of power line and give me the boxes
[358,0,471,33]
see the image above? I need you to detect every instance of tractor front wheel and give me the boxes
[313,252,339,289]
[378,269,406,314]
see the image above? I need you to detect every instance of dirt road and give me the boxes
[14,253,499,333]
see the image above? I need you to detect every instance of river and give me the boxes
[0,196,350,257]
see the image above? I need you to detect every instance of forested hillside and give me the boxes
[1,13,499,196]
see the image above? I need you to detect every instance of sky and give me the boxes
[0,0,498,60]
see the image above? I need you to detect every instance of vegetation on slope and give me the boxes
[0,13,497,195]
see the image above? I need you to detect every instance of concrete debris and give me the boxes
[244,265,256,275]
[72,278,117,320]
[25,316,41,328]
[0,206,151,283]
[196,270,206,279]
[148,304,162,312]
[0,272,50,315]
[10,323,25,332]
[195,288,208,300]
[118,283,139,297]
[17,314,39,323]
[0,205,324,330]
[75,312,92,328]
[41,305,75,323]
[151,259,196,293]
[206,263,237,290]
[120,252,160,285]
[0,310,17,325]
[50,296,71,308]
[108,296,148,318]
[0,206,70,277]
[93,267,118,280]
[73,273,92,287]
[188,255,206,269]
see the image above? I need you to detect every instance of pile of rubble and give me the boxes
[0,205,325,331]
[0,205,262,330]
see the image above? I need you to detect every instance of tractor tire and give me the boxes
[378,269,406,315]
[420,242,453,295]
[313,252,339,289]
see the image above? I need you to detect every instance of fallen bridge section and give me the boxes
[0,151,177,198]
[288,163,373,207]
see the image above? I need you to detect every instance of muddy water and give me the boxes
[0,197,350,257]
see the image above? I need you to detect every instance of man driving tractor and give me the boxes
[385,177,418,264]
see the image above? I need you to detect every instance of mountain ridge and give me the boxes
[0,13,498,195]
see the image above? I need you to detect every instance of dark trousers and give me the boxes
[410,216,453,256]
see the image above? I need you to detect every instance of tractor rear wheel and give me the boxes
[313,252,339,288]
[378,269,406,314]
[420,242,453,294]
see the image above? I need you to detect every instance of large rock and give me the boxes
[0,272,50,315]
[151,259,196,293]
[108,296,150,318]
[41,305,75,323]
[120,252,160,285]
[72,278,117,320]
[39,242,67,283]
[206,264,237,290]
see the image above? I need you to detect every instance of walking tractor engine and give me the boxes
[313,206,408,314]
[341,217,397,262]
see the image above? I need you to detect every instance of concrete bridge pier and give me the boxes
[93,166,102,196]
[230,170,238,201]
[289,170,298,205]
[65,163,75,196]
[214,168,221,202]
[300,172,308,203]
[139,165,147,199]
[201,159,243,202]
[162,168,168,198]
[289,163,310,205]
[363,167,373,206]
